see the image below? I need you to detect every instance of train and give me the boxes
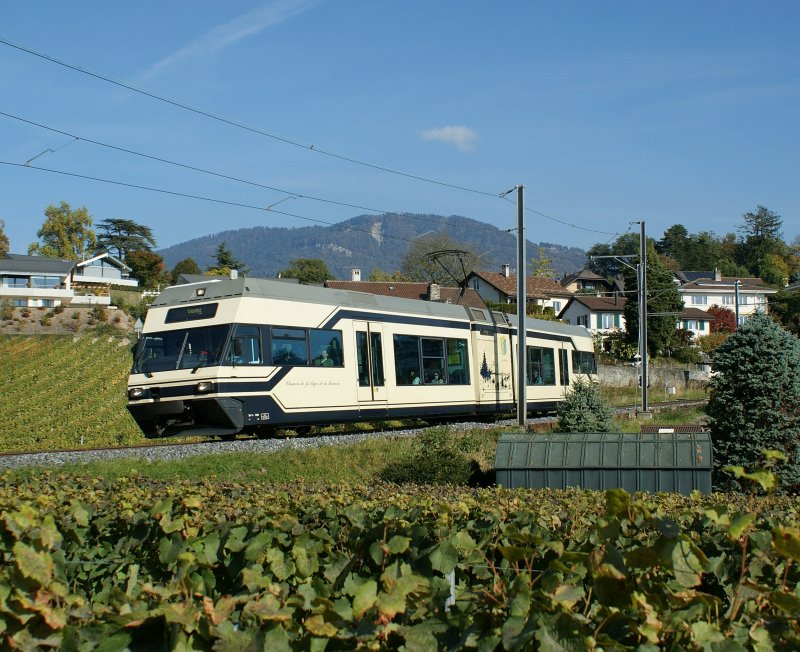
[126,276,597,438]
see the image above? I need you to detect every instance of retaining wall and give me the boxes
[599,364,710,389]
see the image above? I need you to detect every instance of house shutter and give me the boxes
[595,314,602,329]
[700,321,706,331]
[682,320,688,330]
[614,314,620,328]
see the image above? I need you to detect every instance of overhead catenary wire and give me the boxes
[0,161,509,260]
[0,36,623,240]
[0,110,470,232]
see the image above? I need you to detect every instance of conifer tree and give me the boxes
[555,380,615,432]
[707,314,800,490]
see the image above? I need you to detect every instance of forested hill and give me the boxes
[158,213,587,280]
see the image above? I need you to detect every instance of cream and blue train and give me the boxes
[126,277,597,437]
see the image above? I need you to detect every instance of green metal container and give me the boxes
[495,431,712,495]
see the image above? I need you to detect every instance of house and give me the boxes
[0,252,138,308]
[677,307,714,339]
[676,269,777,325]
[560,268,615,295]
[557,295,626,337]
[466,265,573,314]
[324,277,488,310]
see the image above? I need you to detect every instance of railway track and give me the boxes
[0,399,707,469]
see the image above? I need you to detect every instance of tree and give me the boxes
[622,240,683,355]
[95,218,156,260]
[770,288,800,336]
[707,314,800,491]
[28,201,96,260]
[278,258,333,285]
[555,380,615,433]
[400,232,479,286]
[529,246,556,278]
[736,205,786,277]
[126,250,168,289]
[0,219,9,258]
[368,268,410,282]
[205,242,249,276]
[170,257,201,284]
[586,232,640,279]
[706,305,736,333]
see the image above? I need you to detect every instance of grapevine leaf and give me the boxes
[352,579,377,619]
[13,541,54,585]
[772,526,800,562]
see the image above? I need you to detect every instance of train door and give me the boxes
[354,322,387,404]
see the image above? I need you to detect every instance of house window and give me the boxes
[4,276,27,288]
[472,279,480,290]
[12,299,27,307]
[691,295,708,305]
[30,276,62,288]
[552,301,562,313]
[739,296,750,305]
[599,313,619,329]
[576,315,589,328]
[722,295,734,305]
[42,300,55,308]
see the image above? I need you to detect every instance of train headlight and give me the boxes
[128,387,146,400]
[195,381,215,394]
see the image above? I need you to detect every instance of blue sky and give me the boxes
[1,1,798,260]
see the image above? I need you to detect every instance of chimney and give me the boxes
[714,268,721,282]
[501,264,510,277]
[351,268,361,282]
[428,283,441,301]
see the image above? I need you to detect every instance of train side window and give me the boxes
[446,339,470,384]
[271,327,308,366]
[310,328,344,367]
[527,346,556,385]
[229,325,262,365]
[421,338,446,384]
[356,332,370,386]
[559,349,570,386]
[572,351,597,375]
[393,334,421,385]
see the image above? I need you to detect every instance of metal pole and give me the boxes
[517,185,527,427]
[640,221,649,413]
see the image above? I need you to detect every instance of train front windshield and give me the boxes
[133,325,231,374]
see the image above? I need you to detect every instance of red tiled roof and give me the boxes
[323,281,488,309]
[471,271,573,299]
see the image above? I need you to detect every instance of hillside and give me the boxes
[0,335,145,452]
[158,213,587,280]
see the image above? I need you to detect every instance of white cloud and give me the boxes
[420,125,478,151]
[138,0,321,82]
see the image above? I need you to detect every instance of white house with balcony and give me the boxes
[0,252,138,308]
[676,269,777,325]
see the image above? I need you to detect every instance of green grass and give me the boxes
[601,384,708,406]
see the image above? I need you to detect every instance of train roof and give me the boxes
[150,276,592,340]
[151,276,474,320]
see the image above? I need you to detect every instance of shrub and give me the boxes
[556,380,615,432]
[0,302,13,321]
[380,427,476,485]
[90,305,107,322]
[707,314,800,491]
[53,305,65,314]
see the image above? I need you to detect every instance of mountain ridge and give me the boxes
[158,213,587,280]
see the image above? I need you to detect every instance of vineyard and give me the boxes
[0,335,144,452]
[0,474,798,649]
